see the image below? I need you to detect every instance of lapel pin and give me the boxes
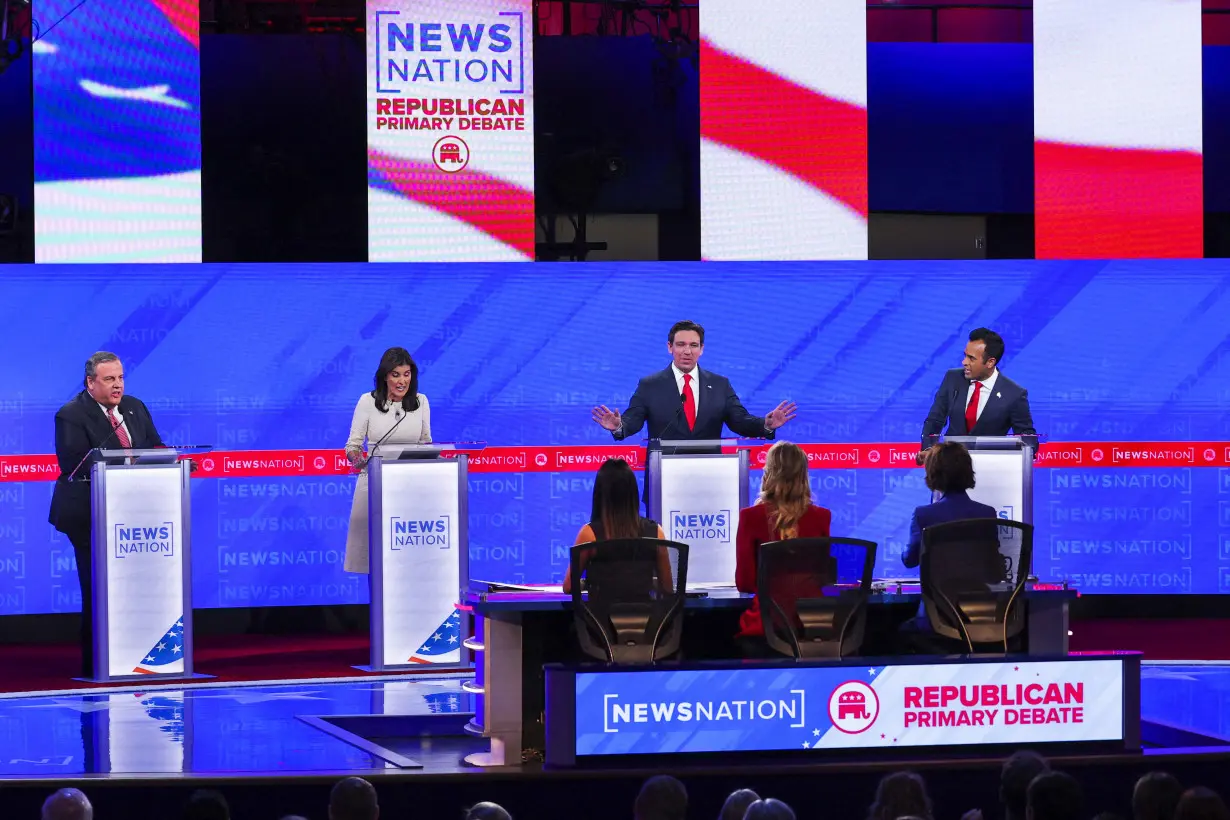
[996,392,1001,398]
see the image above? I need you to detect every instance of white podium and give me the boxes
[940,436,1034,525]
[364,444,472,672]
[646,439,749,587]
[88,447,207,683]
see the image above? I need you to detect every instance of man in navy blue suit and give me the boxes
[918,327,1037,465]
[591,320,797,443]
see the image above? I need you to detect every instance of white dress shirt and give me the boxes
[97,401,131,441]
[671,364,700,415]
[965,368,999,422]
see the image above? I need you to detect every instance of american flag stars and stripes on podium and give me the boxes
[134,617,185,674]
[410,609,462,664]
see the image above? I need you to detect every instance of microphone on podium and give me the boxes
[66,408,129,482]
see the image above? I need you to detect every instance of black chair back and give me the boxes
[920,517,1034,653]
[570,538,689,664]
[756,537,877,659]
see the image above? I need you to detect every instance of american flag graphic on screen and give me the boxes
[33,0,202,263]
[1033,0,1202,259]
[423,691,465,713]
[133,617,185,674]
[700,0,867,261]
[409,609,462,663]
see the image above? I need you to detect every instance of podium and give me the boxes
[87,446,210,683]
[940,436,1034,525]
[363,444,475,672]
[646,439,749,587]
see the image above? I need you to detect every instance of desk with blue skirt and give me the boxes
[460,584,1078,766]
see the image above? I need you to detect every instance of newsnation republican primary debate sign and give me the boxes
[552,658,1129,761]
[367,0,535,261]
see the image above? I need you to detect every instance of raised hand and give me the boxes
[591,405,622,432]
[765,400,798,431]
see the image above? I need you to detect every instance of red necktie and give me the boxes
[964,381,981,433]
[682,373,697,431]
[111,409,132,448]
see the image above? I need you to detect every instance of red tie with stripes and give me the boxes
[111,409,132,448]
[682,373,696,431]
[964,381,981,433]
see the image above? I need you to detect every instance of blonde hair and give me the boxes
[758,441,811,536]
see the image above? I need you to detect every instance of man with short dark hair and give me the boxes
[49,352,167,678]
[1133,772,1183,820]
[919,327,1036,463]
[1027,771,1083,820]
[592,320,797,442]
[329,776,379,820]
[634,775,688,820]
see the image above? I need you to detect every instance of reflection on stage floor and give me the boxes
[0,675,479,780]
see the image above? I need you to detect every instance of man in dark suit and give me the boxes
[591,320,797,443]
[49,351,165,677]
[919,327,1037,464]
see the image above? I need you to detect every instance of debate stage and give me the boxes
[1,663,1230,820]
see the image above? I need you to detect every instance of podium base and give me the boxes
[464,738,512,767]
[72,672,215,685]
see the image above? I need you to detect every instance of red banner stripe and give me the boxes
[368,150,536,258]
[699,38,869,218]
[3,442,1229,482]
[1035,141,1203,259]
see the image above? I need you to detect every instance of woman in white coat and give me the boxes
[343,347,431,573]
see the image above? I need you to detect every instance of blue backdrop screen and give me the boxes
[1,260,1227,614]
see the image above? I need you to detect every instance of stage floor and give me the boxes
[2,663,1229,781]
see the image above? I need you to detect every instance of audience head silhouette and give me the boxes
[184,789,231,820]
[869,771,933,820]
[330,776,380,820]
[42,788,93,820]
[635,775,688,820]
[466,803,512,820]
[1027,771,1084,820]
[1001,751,1051,820]
[1175,788,1230,820]
[719,789,761,820]
[744,798,796,820]
[1133,773,1183,820]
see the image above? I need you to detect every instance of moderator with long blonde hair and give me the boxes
[758,441,812,538]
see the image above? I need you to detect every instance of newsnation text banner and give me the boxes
[548,656,1133,763]
[367,0,535,261]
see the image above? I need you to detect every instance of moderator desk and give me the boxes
[461,584,1078,766]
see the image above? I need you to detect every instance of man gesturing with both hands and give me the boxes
[592,320,797,443]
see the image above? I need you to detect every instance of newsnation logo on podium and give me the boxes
[571,659,1126,756]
